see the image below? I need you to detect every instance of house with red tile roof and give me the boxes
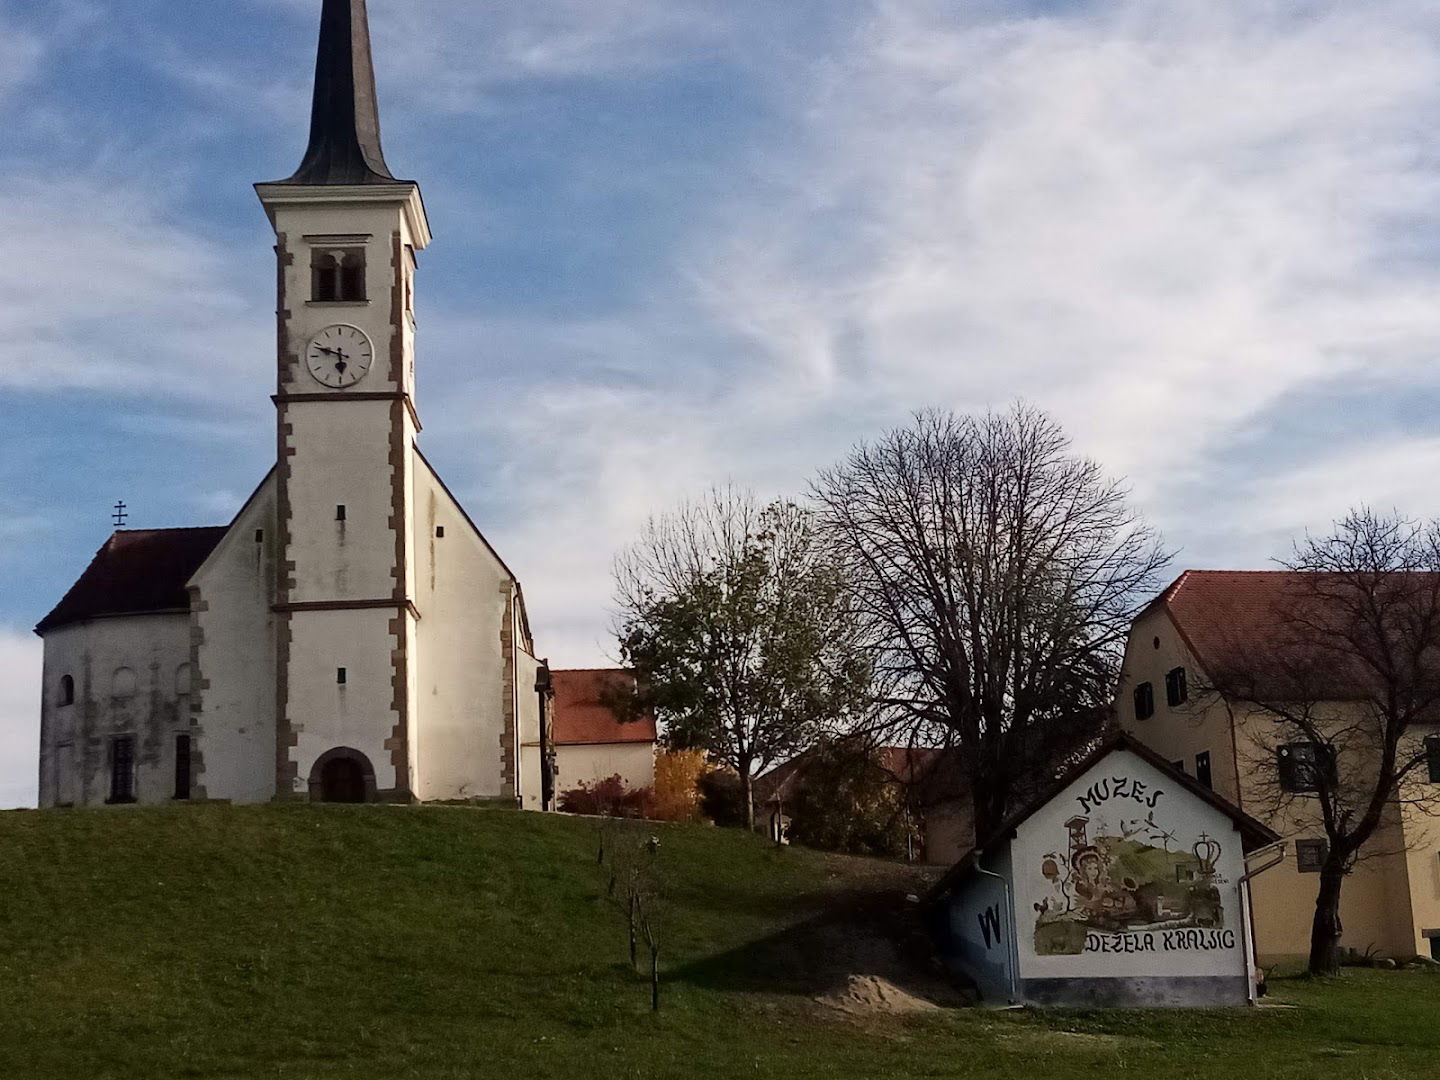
[539,669,657,796]
[1118,570,1440,964]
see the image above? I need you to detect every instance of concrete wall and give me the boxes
[554,742,655,795]
[411,454,515,802]
[39,614,192,807]
[189,477,279,804]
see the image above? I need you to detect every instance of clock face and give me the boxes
[305,324,374,389]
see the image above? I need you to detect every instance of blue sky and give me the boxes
[3,0,1440,807]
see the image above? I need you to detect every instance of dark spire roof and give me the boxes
[280,0,402,186]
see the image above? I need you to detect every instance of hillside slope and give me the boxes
[2,805,1440,1080]
[0,804,931,1079]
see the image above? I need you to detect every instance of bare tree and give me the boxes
[811,405,1169,840]
[1203,510,1440,976]
[612,488,871,830]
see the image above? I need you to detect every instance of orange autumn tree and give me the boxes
[650,749,708,823]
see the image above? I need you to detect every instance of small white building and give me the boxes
[35,0,548,810]
[546,669,656,795]
[930,733,1280,1007]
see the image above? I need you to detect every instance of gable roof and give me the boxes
[36,528,228,634]
[928,731,1279,901]
[1144,570,1306,674]
[1143,569,1422,700]
[551,669,657,747]
[755,743,964,807]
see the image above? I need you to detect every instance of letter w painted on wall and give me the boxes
[976,904,1002,950]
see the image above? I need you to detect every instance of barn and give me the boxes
[929,733,1281,1007]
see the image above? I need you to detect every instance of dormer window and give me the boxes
[312,248,366,302]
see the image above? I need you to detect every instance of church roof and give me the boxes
[551,669,657,747]
[36,528,228,634]
[275,0,404,186]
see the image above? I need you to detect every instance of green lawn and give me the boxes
[0,803,1434,1079]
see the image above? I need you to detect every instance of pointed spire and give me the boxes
[282,0,400,185]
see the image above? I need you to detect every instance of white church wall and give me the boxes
[554,743,656,795]
[288,606,400,795]
[39,614,191,807]
[514,647,543,806]
[411,456,513,802]
[189,474,278,804]
[286,399,402,605]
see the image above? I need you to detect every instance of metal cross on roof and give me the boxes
[112,501,128,527]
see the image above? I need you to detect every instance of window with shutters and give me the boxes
[1295,838,1328,873]
[1133,681,1155,721]
[1278,742,1328,793]
[1165,666,1188,706]
[1195,750,1212,790]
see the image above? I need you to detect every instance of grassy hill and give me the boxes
[0,804,1437,1079]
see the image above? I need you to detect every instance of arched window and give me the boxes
[58,674,74,707]
[340,251,366,301]
[311,248,366,302]
[175,663,192,697]
[112,667,137,701]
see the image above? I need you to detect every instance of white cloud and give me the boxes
[0,174,271,402]
[438,0,1440,665]
[0,629,40,809]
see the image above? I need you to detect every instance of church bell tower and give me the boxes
[255,0,432,801]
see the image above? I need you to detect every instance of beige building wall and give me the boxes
[554,742,655,794]
[1119,605,1440,963]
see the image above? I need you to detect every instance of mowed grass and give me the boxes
[0,804,1435,1079]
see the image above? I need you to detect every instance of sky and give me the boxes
[2,0,1440,808]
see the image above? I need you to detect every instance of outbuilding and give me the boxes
[929,733,1281,1007]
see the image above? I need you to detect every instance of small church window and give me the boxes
[336,505,347,522]
[312,248,366,302]
[109,735,136,804]
[59,674,74,707]
[337,667,347,685]
[174,733,192,800]
[254,529,264,543]
[435,526,445,538]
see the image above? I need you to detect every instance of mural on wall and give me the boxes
[1033,775,1227,957]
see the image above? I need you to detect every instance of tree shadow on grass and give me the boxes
[669,889,970,1007]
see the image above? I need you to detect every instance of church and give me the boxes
[35,0,557,810]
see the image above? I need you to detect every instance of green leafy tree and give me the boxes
[613,488,871,830]
[785,741,911,857]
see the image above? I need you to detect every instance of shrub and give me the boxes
[650,750,709,823]
[559,775,653,818]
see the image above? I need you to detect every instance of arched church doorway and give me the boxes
[307,747,377,803]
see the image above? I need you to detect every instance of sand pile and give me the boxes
[817,974,941,1016]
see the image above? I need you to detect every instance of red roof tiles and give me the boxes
[36,528,228,634]
[550,669,657,746]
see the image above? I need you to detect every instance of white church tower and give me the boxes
[255,0,433,802]
[36,0,554,810]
